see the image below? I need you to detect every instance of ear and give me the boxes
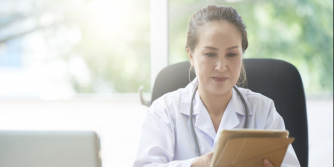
[186,47,194,67]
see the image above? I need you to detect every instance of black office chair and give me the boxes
[140,58,308,166]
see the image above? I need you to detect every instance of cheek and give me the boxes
[193,59,209,85]
[231,59,242,79]
[195,57,212,76]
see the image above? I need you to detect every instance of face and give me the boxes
[187,20,243,96]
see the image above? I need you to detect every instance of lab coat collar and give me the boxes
[212,87,253,146]
[194,88,246,141]
[212,102,241,146]
[230,86,253,116]
[180,78,200,116]
[180,78,253,141]
[180,78,253,116]
[194,100,217,140]
[181,78,252,116]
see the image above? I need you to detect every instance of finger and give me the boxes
[205,151,213,159]
[208,151,213,157]
[263,159,274,167]
[206,152,214,166]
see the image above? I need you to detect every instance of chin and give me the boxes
[199,78,234,96]
[208,85,232,96]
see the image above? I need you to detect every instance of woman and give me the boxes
[134,5,300,167]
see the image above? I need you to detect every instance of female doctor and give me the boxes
[134,5,300,167]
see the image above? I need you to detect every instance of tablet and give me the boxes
[217,129,289,148]
[210,129,291,167]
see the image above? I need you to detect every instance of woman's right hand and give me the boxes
[191,151,213,167]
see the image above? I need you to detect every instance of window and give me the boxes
[0,0,151,100]
[169,0,333,96]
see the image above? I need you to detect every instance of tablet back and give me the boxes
[0,131,102,167]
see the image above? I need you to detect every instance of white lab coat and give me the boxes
[134,78,300,167]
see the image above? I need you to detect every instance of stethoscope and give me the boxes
[189,83,250,156]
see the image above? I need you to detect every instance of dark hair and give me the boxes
[186,5,248,53]
[186,5,248,87]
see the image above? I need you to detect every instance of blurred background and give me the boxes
[0,0,332,166]
[169,0,333,96]
[0,0,151,98]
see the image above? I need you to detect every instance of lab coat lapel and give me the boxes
[212,106,240,147]
[219,103,241,130]
[194,92,217,141]
[213,89,243,147]
[181,81,248,145]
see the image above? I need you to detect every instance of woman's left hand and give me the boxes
[263,159,274,167]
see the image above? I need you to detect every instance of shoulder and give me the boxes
[150,89,183,112]
[236,87,276,117]
[236,87,285,129]
[147,88,184,123]
[237,87,274,107]
[149,80,196,117]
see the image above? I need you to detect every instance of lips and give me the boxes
[212,77,228,82]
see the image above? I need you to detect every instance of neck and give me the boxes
[197,85,233,117]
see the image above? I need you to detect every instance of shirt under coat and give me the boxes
[133,78,301,167]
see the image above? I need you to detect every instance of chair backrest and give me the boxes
[151,59,308,167]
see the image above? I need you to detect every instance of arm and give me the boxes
[133,105,196,167]
[264,100,301,167]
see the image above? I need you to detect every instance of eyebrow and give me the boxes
[227,46,239,50]
[203,46,218,50]
[203,45,239,50]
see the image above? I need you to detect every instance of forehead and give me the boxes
[196,20,242,48]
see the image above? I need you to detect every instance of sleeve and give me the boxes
[133,104,196,167]
[264,100,301,167]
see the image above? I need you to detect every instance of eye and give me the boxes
[205,53,216,57]
[227,53,237,57]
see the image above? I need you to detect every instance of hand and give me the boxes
[191,151,213,167]
[263,159,274,167]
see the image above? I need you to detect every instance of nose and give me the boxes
[215,56,228,72]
